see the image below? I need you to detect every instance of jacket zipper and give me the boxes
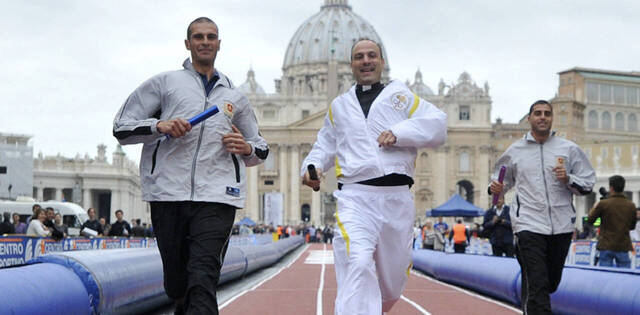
[190,75,209,200]
[231,154,240,183]
[516,195,521,217]
[151,140,161,174]
[540,144,554,233]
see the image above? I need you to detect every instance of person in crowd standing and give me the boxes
[43,207,55,229]
[54,212,68,237]
[30,204,41,222]
[109,209,132,237]
[301,38,447,314]
[27,208,51,237]
[82,208,103,236]
[483,195,515,257]
[631,208,640,241]
[449,219,468,253]
[587,175,637,268]
[13,213,27,234]
[112,17,268,314]
[489,100,595,314]
[434,216,448,237]
[100,217,111,236]
[0,212,15,234]
[132,219,146,237]
[422,221,436,250]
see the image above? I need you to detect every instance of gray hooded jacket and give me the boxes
[491,132,595,235]
[113,59,268,208]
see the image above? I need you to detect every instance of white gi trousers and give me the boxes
[332,184,414,315]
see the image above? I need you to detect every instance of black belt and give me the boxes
[338,173,413,190]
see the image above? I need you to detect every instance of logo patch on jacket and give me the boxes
[391,93,409,111]
[226,186,240,197]
[223,101,235,118]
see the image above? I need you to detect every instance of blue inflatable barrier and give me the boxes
[0,235,303,314]
[412,250,521,305]
[0,263,91,315]
[33,247,167,314]
[412,249,640,314]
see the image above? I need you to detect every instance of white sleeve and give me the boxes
[390,96,447,148]
[300,110,337,177]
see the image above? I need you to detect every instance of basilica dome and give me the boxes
[238,68,266,95]
[283,0,389,70]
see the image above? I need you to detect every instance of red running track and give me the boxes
[219,244,520,315]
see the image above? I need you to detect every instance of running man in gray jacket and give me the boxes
[489,100,595,315]
[113,17,268,314]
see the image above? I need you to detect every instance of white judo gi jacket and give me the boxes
[301,79,447,181]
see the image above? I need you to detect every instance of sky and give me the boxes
[1,0,639,163]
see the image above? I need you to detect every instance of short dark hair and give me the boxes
[609,175,625,193]
[350,38,384,61]
[187,17,217,39]
[32,204,41,211]
[529,100,552,115]
[45,207,54,213]
[115,209,124,215]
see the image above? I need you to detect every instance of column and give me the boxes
[478,146,491,208]
[311,189,321,225]
[110,189,120,222]
[279,145,288,220]
[247,166,259,221]
[289,145,300,224]
[83,188,91,209]
[633,191,640,207]
[36,187,43,202]
[433,146,448,206]
[55,188,63,202]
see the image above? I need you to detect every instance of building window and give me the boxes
[614,85,625,104]
[264,180,274,185]
[615,112,625,131]
[601,147,608,159]
[585,148,592,159]
[302,110,310,119]
[459,105,470,120]
[459,152,470,172]
[629,114,637,132]
[627,87,638,105]
[263,109,276,119]
[588,110,598,129]
[602,111,611,129]
[600,84,612,103]
[586,82,598,102]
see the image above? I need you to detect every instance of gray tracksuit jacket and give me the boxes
[491,131,595,235]
[113,59,268,208]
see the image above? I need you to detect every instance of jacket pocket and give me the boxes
[151,140,161,174]
[231,154,240,183]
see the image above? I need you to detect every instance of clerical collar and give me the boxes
[356,82,383,92]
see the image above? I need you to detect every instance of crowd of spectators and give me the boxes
[0,204,153,239]
[231,222,335,244]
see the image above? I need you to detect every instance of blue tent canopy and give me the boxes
[237,217,256,226]
[427,194,484,217]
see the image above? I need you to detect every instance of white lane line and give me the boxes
[219,244,310,310]
[410,270,521,313]
[316,244,327,315]
[400,295,431,315]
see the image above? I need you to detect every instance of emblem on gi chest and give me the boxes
[391,92,409,111]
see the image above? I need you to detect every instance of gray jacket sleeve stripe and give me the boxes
[567,145,595,195]
[113,77,163,145]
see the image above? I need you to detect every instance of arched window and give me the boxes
[456,180,474,204]
[602,112,611,130]
[628,114,637,132]
[615,112,625,131]
[420,152,429,172]
[588,110,598,129]
[459,152,470,172]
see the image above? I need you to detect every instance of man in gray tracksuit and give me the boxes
[113,17,268,314]
[490,100,595,315]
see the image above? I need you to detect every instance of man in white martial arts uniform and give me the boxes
[301,39,447,314]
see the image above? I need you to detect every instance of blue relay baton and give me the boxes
[165,105,219,139]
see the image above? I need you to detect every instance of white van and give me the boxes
[0,200,89,233]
